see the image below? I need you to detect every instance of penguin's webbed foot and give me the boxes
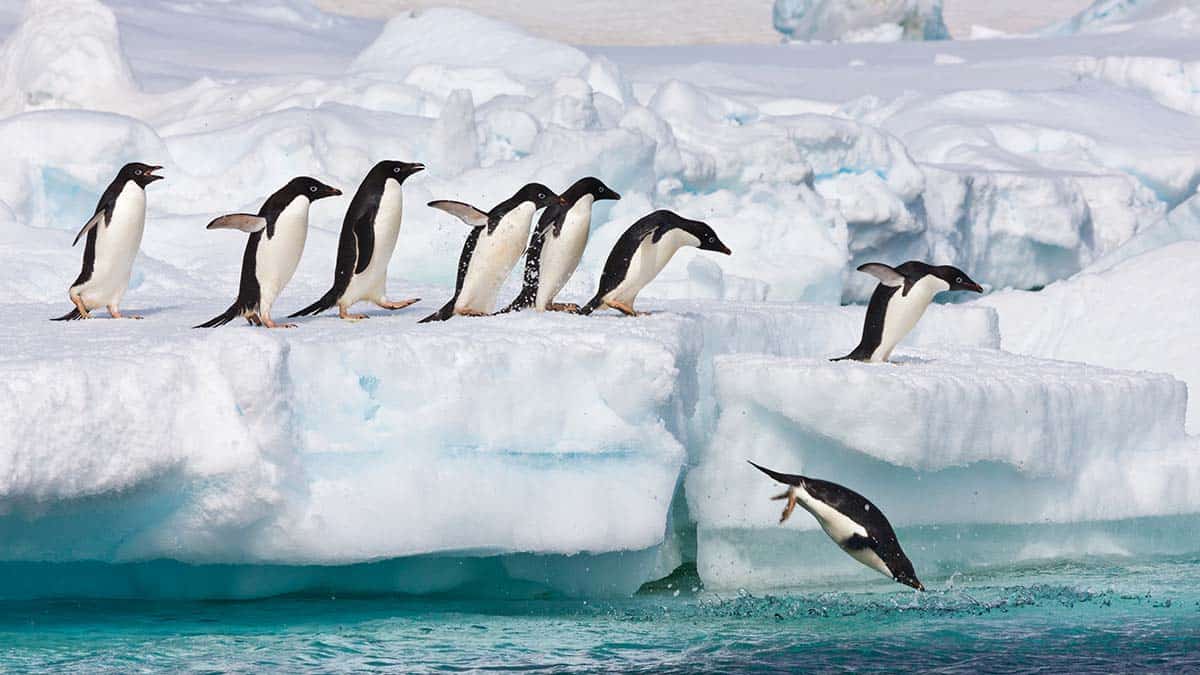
[262,317,297,329]
[377,298,420,311]
[605,300,645,317]
[457,309,488,317]
[108,306,142,320]
[771,488,798,524]
[338,307,369,321]
[547,303,580,312]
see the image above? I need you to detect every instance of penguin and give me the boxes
[578,210,731,316]
[195,177,342,329]
[749,461,924,591]
[52,162,163,321]
[500,177,620,313]
[834,261,983,362]
[419,183,559,323]
[289,161,425,321]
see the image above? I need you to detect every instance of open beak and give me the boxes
[146,165,164,182]
[408,163,425,176]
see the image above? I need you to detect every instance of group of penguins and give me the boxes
[54,160,987,592]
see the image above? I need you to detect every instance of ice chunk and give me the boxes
[348,8,589,84]
[773,0,950,43]
[688,347,1192,590]
[0,0,138,116]
[981,241,1200,432]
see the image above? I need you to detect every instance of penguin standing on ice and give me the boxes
[749,461,924,591]
[290,161,425,321]
[500,177,620,313]
[195,177,342,329]
[420,183,559,323]
[52,162,163,321]
[834,261,983,362]
[578,210,731,316]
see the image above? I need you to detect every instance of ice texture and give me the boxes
[773,0,950,43]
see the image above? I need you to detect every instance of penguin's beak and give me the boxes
[406,163,425,177]
[718,244,732,255]
[146,166,164,183]
[962,281,983,293]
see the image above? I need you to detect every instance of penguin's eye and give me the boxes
[956,276,963,283]
[538,193,545,200]
[393,167,401,173]
[310,186,318,193]
[598,187,605,193]
[708,236,714,243]
[134,170,142,176]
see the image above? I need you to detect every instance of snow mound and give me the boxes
[0,0,138,117]
[773,0,950,43]
[349,8,589,84]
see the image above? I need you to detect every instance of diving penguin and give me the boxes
[749,461,924,591]
[290,161,425,321]
[577,210,731,316]
[52,162,164,321]
[834,261,983,362]
[195,177,342,329]
[500,176,620,313]
[419,183,558,322]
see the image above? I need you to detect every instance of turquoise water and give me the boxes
[4,557,1200,672]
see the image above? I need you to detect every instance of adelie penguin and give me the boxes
[749,461,924,591]
[290,161,425,321]
[420,183,559,322]
[195,177,342,329]
[834,261,983,362]
[52,162,164,321]
[578,210,731,316]
[500,177,620,313]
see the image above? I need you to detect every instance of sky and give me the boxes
[316,0,1097,45]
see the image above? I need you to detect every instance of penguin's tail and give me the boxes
[747,460,802,486]
[194,303,240,329]
[830,347,871,363]
[289,287,339,318]
[498,285,537,314]
[418,299,457,324]
[576,294,604,316]
[50,308,82,321]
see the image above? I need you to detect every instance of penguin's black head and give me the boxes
[932,265,983,293]
[121,162,163,188]
[287,176,342,202]
[562,176,621,205]
[374,160,425,184]
[515,183,559,209]
[891,559,925,592]
[667,212,732,255]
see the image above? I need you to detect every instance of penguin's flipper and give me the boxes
[71,212,104,247]
[428,200,489,228]
[856,263,905,287]
[418,298,458,323]
[538,199,568,237]
[207,214,267,233]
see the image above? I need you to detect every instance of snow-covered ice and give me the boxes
[0,0,1199,597]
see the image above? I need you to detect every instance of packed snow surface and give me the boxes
[0,0,1199,597]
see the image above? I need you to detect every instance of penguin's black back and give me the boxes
[420,226,482,323]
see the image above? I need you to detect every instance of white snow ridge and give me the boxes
[0,0,1199,599]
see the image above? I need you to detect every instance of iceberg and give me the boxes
[773,0,950,43]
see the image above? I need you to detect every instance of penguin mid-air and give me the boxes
[578,210,731,316]
[500,177,620,313]
[290,161,425,321]
[52,162,164,321]
[834,261,983,363]
[419,183,559,323]
[195,177,342,329]
[749,461,924,591]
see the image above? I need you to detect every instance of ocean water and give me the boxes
[4,557,1200,672]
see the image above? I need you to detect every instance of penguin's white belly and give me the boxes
[456,203,535,313]
[343,182,403,306]
[535,196,593,310]
[800,492,892,579]
[77,184,145,307]
[871,275,949,362]
[605,229,698,306]
[256,197,309,311]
